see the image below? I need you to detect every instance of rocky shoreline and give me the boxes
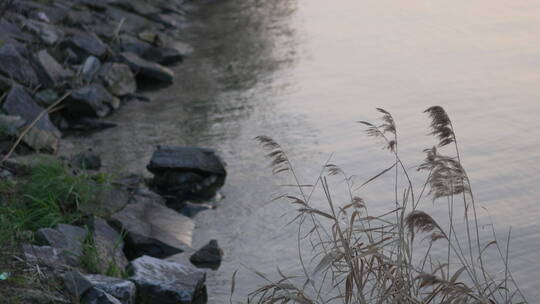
[0,0,225,303]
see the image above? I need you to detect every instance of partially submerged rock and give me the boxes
[147,146,226,200]
[118,52,174,84]
[99,63,137,96]
[67,84,119,118]
[128,255,207,304]
[110,192,194,259]
[190,240,223,270]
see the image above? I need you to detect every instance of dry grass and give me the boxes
[248,107,528,304]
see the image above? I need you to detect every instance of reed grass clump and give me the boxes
[249,107,527,304]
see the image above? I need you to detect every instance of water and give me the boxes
[64,0,540,301]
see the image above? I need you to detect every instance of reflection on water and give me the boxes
[65,0,540,301]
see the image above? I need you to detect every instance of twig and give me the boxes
[0,91,71,163]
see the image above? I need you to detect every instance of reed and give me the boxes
[248,107,527,304]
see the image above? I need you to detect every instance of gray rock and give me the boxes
[147,146,226,176]
[83,274,136,304]
[63,33,107,62]
[71,150,102,170]
[62,271,93,298]
[82,56,102,83]
[190,240,223,270]
[118,52,174,84]
[128,255,207,304]
[115,34,152,56]
[21,244,74,267]
[82,288,123,304]
[147,146,226,199]
[142,46,183,65]
[110,0,162,16]
[152,13,185,28]
[34,50,72,86]
[90,217,129,273]
[99,63,136,96]
[0,43,39,86]
[2,86,61,152]
[0,114,25,136]
[111,193,194,259]
[67,84,118,118]
[35,224,87,264]
[22,19,63,46]
[70,117,118,131]
[35,89,60,107]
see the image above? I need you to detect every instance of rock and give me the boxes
[128,255,207,304]
[35,224,87,264]
[90,185,130,215]
[69,117,118,131]
[115,34,152,56]
[175,201,213,217]
[82,274,136,304]
[62,271,93,298]
[34,49,72,86]
[190,240,223,270]
[0,74,13,91]
[2,86,61,152]
[110,192,194,259]
[62,33,107,62]
[71,150,102,170]
[21,244,74,267]
[152,13,185,28]
[22,19,63,46]
[64,10,97,28]
[110,0,162,16]
[118,52,174,84]
[35,89,60,107]
[147,146,226,200]
[0,43,39,86]
[67,84,119,118]
[0,114,25,136]
[89,217,129,273]
[99,63,136,96]
[142,46,183,65]
[82,288,123,304]
[82,56,102,83]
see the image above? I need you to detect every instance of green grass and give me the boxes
[0,156,112,300]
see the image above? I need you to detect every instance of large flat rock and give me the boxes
[147,146,226,176]
[111,193,194,259]
[128,255,207,304]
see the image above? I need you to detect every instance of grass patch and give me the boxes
[250,107,528,304]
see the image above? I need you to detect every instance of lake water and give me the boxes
[65,0,540,301]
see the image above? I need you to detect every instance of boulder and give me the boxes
[35,224,87,264]
[0,43,39,86]
[35,89,60,107]
[0,114,25,136]
[82,274,136,304]
[62,33,107,62]
[21,244,75,267]
[128,255,207,304]
[2,86,61,152]
[82,288,123,304]
[99,63,136,96]
[89,217,129,273]
[67,84,119,118]
[114,35,152,56]
[110,192,194,259]
[82,56,102,83]
[190,240,223,270]
[118,52,173,84]
[147,146,226,200]
[62,271,93,298]
[34,50,72,86]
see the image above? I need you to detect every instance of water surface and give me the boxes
[65,0,540,301]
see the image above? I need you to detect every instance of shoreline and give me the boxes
[0,0,225,303]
